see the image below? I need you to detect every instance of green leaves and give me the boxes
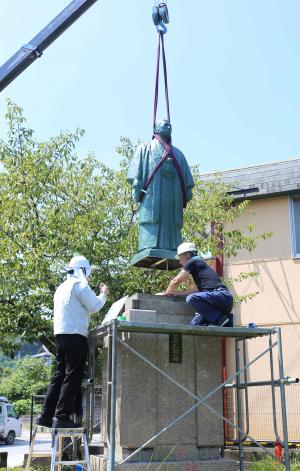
[0,357,51,403]
[0,103,157,351]
[183,170,271,258]
[0,101,270,351]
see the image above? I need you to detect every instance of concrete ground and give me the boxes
[0,429,51,468]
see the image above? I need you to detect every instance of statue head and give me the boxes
[154,119,172,142]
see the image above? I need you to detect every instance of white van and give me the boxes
[0,396,22,445]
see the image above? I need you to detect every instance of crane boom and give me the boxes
[0,0,98,92]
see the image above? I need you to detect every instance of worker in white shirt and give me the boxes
[36,255,108,429]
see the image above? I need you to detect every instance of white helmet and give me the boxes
[176,242,197,259]
[68,255,91,270]
[68,255,91,279]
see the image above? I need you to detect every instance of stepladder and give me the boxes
[25,425,91,470]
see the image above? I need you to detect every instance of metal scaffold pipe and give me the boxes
[277,328,291,471]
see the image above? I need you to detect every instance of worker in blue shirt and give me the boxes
[158,242,234,327]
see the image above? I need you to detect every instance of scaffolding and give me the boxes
[225,383,300,444]
[89,320,293,471]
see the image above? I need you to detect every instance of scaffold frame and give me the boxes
[91,320,292,471]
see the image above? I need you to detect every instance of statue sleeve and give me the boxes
[185,166,195,203]
[174,148,195,203]
[127,145,145,202]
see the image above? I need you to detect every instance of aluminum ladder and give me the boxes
[25,426,91,470]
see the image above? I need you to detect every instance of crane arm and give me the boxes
[0,0,98,92]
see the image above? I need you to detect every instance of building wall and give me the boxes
[223,195,300,440]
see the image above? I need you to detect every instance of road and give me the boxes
[0,429,51,467]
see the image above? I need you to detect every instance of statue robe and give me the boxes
[127,138,194,252]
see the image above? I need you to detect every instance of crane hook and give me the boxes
[152,2,170,34]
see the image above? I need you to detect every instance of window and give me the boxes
[6,405,18,418]
[290,197,300,256]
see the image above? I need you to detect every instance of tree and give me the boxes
[0,357,51,415]
[0,101,270,353]
[183,171,262,256]
[0,102,171,353]
[0,352,16,377]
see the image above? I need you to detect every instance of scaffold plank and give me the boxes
[94,320,273,339]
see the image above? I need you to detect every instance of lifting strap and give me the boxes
[139,10,187,208]
[139,133,188,208]
[153,31,170,129]
[138,25,188,208]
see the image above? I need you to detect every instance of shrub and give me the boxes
[13,398,41,416]
[249,455,300,470]
[0,357,50,403]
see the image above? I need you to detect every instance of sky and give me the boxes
[1,0,300,173]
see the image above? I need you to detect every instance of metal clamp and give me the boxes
[281,377,299,385]
[22,43,43,58]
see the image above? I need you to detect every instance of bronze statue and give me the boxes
[127,119,194,254]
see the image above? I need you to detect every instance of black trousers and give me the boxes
[42,334,88,418]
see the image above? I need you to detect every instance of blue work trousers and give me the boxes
[186,288,233,325]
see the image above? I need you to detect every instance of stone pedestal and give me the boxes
[97,294,235,470]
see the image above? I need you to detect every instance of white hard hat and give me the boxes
[176,242,197,259]
[68,255,91,270]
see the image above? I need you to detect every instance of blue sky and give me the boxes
[1,0,300,172]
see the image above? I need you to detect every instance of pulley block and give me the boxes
[159,3,169,24]
[152,3,170,29]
